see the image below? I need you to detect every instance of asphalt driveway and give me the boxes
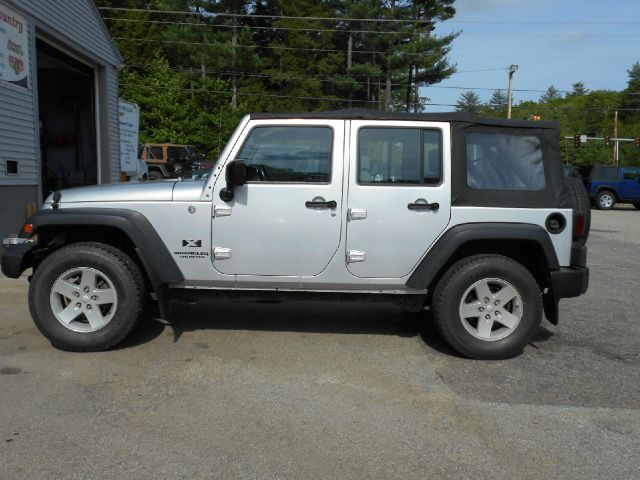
[1,207,639,479]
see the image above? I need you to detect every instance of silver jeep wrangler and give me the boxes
[1,110,590,359]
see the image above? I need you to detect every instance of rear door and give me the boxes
[211,120,344,277]
[620,167,640,200]
[345,121,451,278]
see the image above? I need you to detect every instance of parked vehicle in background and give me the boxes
[578,165,640,210]
[139,143,207,180]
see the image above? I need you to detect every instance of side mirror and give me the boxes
[220,161,247,202]
[226,160,247,186]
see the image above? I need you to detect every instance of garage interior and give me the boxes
[36,39,97,199]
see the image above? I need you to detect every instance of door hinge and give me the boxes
[347,250,366,263]
[213,247,231,260]
[347,208,367,221]
[213,205,232,217]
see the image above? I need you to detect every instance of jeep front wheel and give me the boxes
[596,190,615,210]
[432,255,542,359]
[28,242,146,351]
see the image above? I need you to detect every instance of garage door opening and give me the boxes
[37,39,97,198]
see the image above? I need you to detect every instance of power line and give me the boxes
[102,17,448,36]
[123,63,469,89]
[119,82,640,111]
[113,36,445,57]
[99,7,440,24]
[97,7,640,26]
[102,16,640,37]
[122,63,640,96]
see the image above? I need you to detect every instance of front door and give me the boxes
[345,121,451,278]
[211,120,344,277]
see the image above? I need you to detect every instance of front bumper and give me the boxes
[1,239,34,279]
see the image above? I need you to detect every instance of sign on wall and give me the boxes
[0,2,29,88]
[118,99,140,173]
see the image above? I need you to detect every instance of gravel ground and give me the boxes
[1,207,639,479]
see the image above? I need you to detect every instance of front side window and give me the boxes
[168,147,191,162]
[358,128,442,185]
[466,132,546,190]
[236,126,332,182]
[149,146,163,160]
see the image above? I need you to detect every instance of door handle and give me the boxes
[306,200,337,209]
[407,200,439,211]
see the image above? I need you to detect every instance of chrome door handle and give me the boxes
[306,200,337,209]
[407,200,439,211]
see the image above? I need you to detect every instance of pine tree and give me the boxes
[456,91,482,113]
[489,90,507,111]
[540,85,561,103]
[569,82,589,96]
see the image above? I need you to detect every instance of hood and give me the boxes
[44,181,178,205]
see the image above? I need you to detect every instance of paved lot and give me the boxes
[1,207,639,479]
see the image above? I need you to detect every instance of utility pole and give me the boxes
[507,64,518,119]
[613,110,619,165]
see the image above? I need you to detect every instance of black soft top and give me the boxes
[249,108,566,209]
[249,108,560,130]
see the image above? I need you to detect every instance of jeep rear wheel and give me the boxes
[633,202,640,210]
[432,255,542,359]
[596,190,615,210]
[28,242,146,351]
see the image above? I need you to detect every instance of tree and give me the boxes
[621,62,640,116]
[489,90,507,111]
[456,91,482,113]
[540,85,561,103]
[569,82,589,97]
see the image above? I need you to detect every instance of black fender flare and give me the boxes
[406,222,560,289]
[594,185,619,199]
[26,208,184,285]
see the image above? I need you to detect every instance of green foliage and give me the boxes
[95,0,458,157]
[456,91,482,113]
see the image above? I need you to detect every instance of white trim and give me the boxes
[30,19,42,204]
[94,68,102,184]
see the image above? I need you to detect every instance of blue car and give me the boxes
[577,165,640,210]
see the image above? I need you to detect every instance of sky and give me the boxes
[427,0,640,111]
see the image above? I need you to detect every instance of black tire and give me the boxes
[564,176,591,244]
[28,242,146,352]
[633,202,640,210]
[432,255,543,360]
[596,190,615,210]
[147,170,163,181]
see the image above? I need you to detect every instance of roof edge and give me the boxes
[249,109,560,129]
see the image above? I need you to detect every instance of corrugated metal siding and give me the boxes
[13,0,120,65]
[0,12,38,187]
[0,0,121,188]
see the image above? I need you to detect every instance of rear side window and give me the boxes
[358,128,442,185]
[237,126,332,183]
[466,133,546,190]
[593,167,619,182]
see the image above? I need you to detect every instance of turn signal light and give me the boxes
[574,214,586,238]
[23,223,34,235]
